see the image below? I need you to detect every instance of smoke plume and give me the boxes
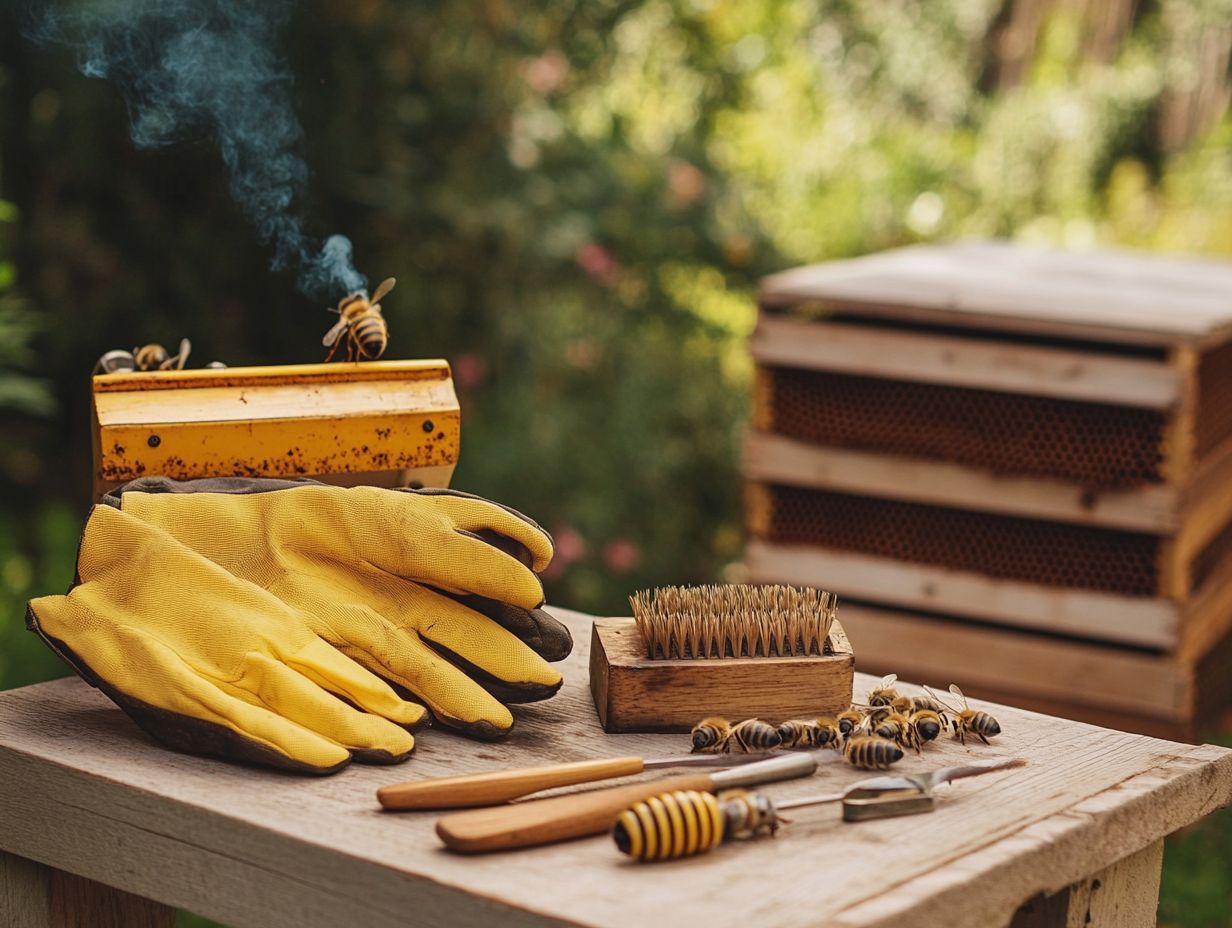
[29,0,366,299]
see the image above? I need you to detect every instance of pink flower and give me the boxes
[603,538,641,574]
[452,353,488,389]
[565,339,600,370]
[575,243,620,287]
[552,526,587,564]
[668,161,705,207]
[523,51,569,95]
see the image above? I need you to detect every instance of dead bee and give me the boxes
[844,735,903,770]
[908,709,946,745]
[867,674,899,707]
[94,338,191,375]
[135,339,191,371]
[777,718,841,749]
[837,706,865,739]
[690,717,732,753]
[323,276,394,362]
[690,717,782,754]
[872,711,921,754]
[926,684,1001,745]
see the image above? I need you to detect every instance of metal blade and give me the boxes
[642,752,777,770]
[709,751,821,789]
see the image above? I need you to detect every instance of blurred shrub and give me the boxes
[0,0,1230,659]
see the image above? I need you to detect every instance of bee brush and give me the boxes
[591,584,855,733]
[377,751,774,811]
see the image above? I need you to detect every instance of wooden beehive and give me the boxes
[91,360,460,498]
[743,241,1232,739]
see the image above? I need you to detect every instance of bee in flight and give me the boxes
[323,277,395,362]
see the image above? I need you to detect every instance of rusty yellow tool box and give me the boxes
[91,360,459,498]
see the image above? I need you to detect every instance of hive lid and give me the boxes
[760,241,1232,347]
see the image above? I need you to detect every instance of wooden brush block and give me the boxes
[588,617,854,733]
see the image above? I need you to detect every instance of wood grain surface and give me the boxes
[0,608,1229,928]
[758,242,1232,346]
[590,617,854,732]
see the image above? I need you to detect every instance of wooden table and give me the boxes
[1,608,1230,928]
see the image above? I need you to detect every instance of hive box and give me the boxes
[744,242,1232,738]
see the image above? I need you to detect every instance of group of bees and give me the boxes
[690,676,1002,771]
[93,276,395,375]
[94,338,219,374]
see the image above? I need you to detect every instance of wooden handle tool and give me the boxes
[435,751,823,853]
[377,752,771,810]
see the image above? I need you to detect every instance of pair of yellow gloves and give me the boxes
[27,478,570,774]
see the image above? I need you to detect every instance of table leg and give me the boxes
[1,850,176,928]
[1008,839,1164,928]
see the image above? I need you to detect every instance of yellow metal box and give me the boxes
[91,359,459,498]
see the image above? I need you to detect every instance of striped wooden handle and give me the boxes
[435,772,716,853]
[377,756,647,810]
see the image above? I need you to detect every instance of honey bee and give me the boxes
[323,277,394,362]
[94,338,191,375]
[926,684,1001,745]
[872,710,925,754]
[136,338,191,372]
[837,707,865,739]
[690,717,782,754]
[908,709,945,745]
[905,693,948,714]
[843,735,903,770]
[777,718,841,750]
[690,717,732,753]
[867,674,899,707]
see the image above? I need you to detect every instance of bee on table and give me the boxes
[867,674,899,707]
[926,684,1002,746]
[690,717,782,754]
[907,709,946,745]
[323,277,395,362]
[836,706,865,739]
[777,718,841,750]
[844,734,903,770]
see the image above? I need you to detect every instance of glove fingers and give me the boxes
[412,592,562,696]
[336,619,515,739]
[450,595,573,662]
[283,637,428,729]
[407,490,554,571]
[235,652,415,764]
[112,628,354,773]
[429,530,546,609]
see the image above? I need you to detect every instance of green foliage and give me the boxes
[1,5,1232,922]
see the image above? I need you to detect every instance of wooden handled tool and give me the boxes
[377,752,770,810]
[435,751,826,853]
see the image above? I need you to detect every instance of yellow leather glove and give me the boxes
[109,478,565,739]
[27,506,425,774]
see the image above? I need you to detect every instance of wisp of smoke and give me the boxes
[28,0,366,300]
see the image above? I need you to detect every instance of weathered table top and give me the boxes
[1,608,1230,928]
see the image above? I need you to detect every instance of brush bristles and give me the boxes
[629,584,837,660]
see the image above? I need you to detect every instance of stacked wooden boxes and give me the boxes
[743,242,1232,739]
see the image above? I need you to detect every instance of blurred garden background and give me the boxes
[1,0,1232,924]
